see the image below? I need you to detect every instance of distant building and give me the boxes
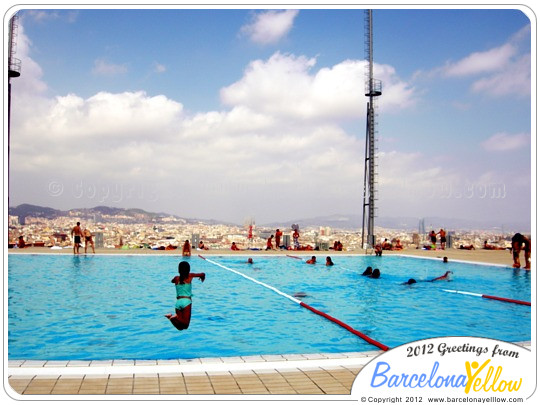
[94,231,104,248]
[282,234,291,248]
[447,231,455,248]
[418,219,425,238]
[191,233,200,248]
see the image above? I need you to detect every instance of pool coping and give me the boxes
[8,340,531,378]
[8,351,382,378]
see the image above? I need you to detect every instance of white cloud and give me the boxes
[24,10,61,22]
[438,25,530,97]
[481,132,530,152]
[153,62,166,73]
[92,59,128,76]
[9,23,48,96]
[9,21,526,224]
[10,36,419,223]
[442,43,516,77]
[221,52,417,120]
[471,54,530,96]
[240,10,298,45]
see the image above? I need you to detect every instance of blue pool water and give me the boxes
[8,254,531,360]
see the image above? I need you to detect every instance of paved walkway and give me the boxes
[8,351,378,396]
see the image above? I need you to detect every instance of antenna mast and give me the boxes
[8,13,22,208]
[361,9,382,249]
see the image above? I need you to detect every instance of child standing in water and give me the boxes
[165,261,205,330]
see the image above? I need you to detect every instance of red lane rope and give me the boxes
[300,302,389,351]
[443,289,531,307]
[482,294,531,306]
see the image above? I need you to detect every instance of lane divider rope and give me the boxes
[442,289,531,306]
[199,255,389,351]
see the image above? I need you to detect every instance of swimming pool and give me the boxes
[7,254,531,360]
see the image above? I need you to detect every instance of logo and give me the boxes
[352,337,532,402]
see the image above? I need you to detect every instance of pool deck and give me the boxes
[8,244,517,266]
[6,248,531,397]
[7,351,376,396]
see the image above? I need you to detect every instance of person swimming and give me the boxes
[370,269,381,279]
[362,266,373,276]
[402,271,452,285]
[325,256,334,266]
[429,271,453,282]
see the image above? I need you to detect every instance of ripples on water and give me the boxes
[8,254,530,360]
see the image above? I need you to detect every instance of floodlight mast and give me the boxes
[361,9,382,250]
[8,13,22,208]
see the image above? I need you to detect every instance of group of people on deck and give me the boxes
[424,229,446,250]
[70,221,95,254]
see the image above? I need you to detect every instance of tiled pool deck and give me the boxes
[7,351,380,396]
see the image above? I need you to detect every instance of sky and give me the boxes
[5,4,535,228]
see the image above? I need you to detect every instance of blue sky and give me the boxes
[7,5,534,229]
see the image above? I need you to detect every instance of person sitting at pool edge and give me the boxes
[374,243,382,256]
[325,256,334,266]
[266,235,274,250]
[306,256,316,264]
[182,240,191,256]
[17,235,27,248]
[165,261,205,331]
[511,233,531,270]
[382,239,392,250]
[231,242,240,251]
[362,266,373,276]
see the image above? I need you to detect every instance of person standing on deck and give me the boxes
[275,229,283,249]
[437,229,447,250]
[71,222,84,255]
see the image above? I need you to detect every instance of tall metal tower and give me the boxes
[361,9,382,249]
[8,13,22,207]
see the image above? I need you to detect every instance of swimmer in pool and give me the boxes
[306,256,316,264]
[429,271,453,282]
[325,256,334,266]
[402,278,417,285]
[362,266,373,276]
[370,269,381,279]
[165,261,205,331]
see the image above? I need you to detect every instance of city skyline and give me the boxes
[7,6,534,226]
